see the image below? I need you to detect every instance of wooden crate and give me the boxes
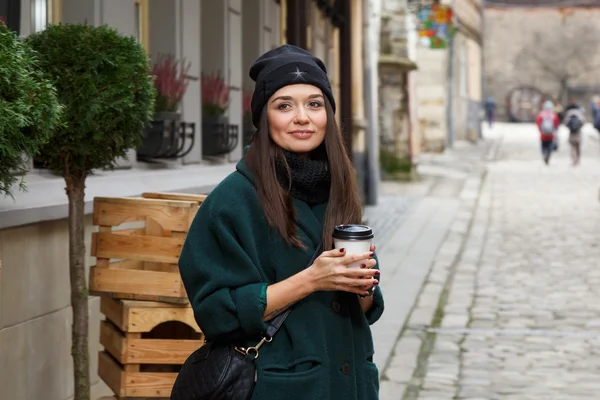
[98,297,202,399]
[141,192,208,204]
[89,196,201,303]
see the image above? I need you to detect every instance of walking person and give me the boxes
[536,100,560,165]
[562,100,586,166]
[172,44,384,400]
[484,96,497,128]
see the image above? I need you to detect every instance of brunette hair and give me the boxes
[245,98,362,250]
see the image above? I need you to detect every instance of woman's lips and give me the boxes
[289,130,314,139]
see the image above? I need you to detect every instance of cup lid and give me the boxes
[332,224,374,240]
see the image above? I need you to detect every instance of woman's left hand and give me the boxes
[359,245,378,290]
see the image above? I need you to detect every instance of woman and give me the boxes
[178,44,384,399]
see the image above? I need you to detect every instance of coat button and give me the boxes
[332,301,341,313]
[341,363,351,375]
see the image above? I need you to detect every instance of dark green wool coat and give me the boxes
[178,158,385,400]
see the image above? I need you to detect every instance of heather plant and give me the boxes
[26,23,155,400]
[0,22,62,196]
[242,89,253,125]
[152,54,191,113]
[201,71,231,117]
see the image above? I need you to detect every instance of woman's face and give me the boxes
[266,84,327,156]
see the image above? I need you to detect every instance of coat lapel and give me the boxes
[293,199,326,249]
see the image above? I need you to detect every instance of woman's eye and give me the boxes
[277,103,291,110]
[308,101,323,108]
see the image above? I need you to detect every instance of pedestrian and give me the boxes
[536,100,560,165]
[562,99,586,166]
[484,96,496,128]
[172,44,384,400]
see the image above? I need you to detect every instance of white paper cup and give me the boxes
[332,224,374,269]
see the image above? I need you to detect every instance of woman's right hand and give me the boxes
[304,248,379,296]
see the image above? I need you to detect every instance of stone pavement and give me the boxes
[365,137,494,372]
[378,123,600,400]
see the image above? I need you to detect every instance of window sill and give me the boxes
[0,162,236,229]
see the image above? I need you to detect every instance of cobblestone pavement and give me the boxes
[381,123,600,400]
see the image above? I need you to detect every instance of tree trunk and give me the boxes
[66,176,90,400]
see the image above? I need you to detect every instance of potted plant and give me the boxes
[242,89,254,147]
[26,23,155,400]
[201,71,233,156]
[138,54,190,159]
[0,22,62,196]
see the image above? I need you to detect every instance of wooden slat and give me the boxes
[92,232,183,263]
[93,197,197,232]
[95,291,189,304]
[124,371,178,398]
[100,297,198,333]
[100,297,126,331]
[126,306,199,334]
[90,268,186,299]
[100,321,126,362]
[98,351,125,398]
[142,192,208,204]
[127,338,201,364]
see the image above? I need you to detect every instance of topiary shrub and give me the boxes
[26,23,155,400]
[0,22,62,196]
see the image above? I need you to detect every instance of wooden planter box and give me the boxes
[98,297,203,399]
[89,196,203,303]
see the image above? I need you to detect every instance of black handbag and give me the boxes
[170,244,322,400]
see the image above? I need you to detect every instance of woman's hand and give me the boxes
[304,247,379,296]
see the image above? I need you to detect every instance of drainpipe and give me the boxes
[446,0,457,149]
[480,0,486,138]
[364,0,381,205]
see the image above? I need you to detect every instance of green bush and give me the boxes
[0,23,62,195]
[25,23,156,177]
[380,148,413,175]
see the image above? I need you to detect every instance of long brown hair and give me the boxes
[245,97,362,250]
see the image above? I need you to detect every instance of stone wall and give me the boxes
[484,7,600,120]
[0,216,112,400]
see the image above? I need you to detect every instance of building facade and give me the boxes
[416,0,483,151]
[0,1,379,399]
[484,2,600,121]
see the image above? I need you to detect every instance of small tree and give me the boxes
[0,22,62,196]
[514,19,600,104]
[26,24,155,400]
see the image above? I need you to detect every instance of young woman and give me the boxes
[178,44,384,399]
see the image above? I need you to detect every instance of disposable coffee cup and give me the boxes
[332,224,374,269]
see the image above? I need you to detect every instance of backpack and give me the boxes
[566,114,583,133]
[540,113,555,136]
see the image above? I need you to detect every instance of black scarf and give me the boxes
[276,150,331,205]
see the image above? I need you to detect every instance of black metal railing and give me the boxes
[202,119,239,157]
[137,118,196,161]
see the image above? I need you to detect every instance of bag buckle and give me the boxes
[235,335,272,359]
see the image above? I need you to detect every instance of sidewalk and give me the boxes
[364,138,496,384]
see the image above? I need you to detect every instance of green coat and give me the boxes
[179,158,385,400]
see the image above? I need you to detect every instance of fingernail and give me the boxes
[374,270,380,276]
[340,248,345,253]
[363,291,370,296]
[373,245,376,251]
[369,253,375,258]
[373,280,379,285]
[360,264,367,268]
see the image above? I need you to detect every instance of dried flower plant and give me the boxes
[152,54,191,113]
[201,71,231,117]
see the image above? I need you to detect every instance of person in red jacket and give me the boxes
[536,100,560,165]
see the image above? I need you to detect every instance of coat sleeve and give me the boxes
[365,253,384,325]
[178,198,269,343]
